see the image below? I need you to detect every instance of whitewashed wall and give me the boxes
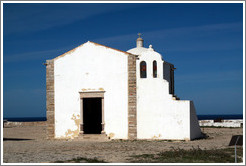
[54,42,129,139]
[129,46,201,140]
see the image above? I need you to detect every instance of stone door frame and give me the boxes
[79,91,105,135]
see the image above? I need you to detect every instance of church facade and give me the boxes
[45,35,201,140]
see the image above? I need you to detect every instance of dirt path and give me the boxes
[3,126,243,163]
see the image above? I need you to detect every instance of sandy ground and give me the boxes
[3,125,243,163]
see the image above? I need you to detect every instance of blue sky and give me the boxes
[3,3,244,118]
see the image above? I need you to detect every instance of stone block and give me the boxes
[46,59,54,139]
[128,55,137,139]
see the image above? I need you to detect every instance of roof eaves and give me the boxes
[164,61,174,66]
[50,41,138,61]
[53,42,87,61]
[89,41,138,57]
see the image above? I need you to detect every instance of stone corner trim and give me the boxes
[128,55,137,139]
[46,59,55,139]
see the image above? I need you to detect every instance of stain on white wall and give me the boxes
[54,42,129,139]
[51,37,202,140]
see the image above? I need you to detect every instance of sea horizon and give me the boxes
[3,114,243,122]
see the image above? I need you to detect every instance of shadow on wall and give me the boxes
[190,101,202,140]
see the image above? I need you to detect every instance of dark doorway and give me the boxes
[83,98,102,134]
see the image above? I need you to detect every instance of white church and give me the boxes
[45,34,202,140]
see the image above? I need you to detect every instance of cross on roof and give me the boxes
[138,33,142,38]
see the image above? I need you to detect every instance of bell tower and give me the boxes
[136,33,144,47]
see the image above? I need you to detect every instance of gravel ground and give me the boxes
[3,125,243,163]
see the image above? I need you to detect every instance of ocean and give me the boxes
[3,114,243,122]
[3,117,47,122]
[197,114,243,120]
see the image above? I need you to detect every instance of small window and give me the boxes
[140,61,147,78]
[153,61,157,78]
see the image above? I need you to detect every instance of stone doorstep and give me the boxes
[75,134,110,141]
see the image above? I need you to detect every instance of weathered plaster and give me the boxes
[53,41,131,139]
[108,133,115,139]
[47,39,201,140]
[64,114,80,139]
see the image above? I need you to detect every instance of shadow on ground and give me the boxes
[3,138,33,141]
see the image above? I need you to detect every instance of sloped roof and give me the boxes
[53,41,137,60]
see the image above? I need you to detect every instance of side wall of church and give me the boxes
[190,101,202,140]
[136,50,201,140]
[53,42,129,139]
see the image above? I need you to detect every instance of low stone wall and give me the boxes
[199,119,243,128]
[4,121,47,127]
